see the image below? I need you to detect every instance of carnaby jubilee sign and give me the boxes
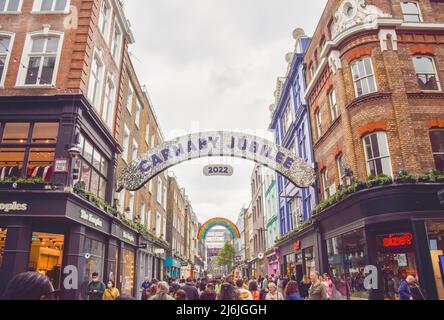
[118,131,316,191]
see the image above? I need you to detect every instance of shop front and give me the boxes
[426,219,444,300]
[266,249,280,277]
[164,257,181,279]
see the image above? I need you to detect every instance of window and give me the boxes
[20,33,62,86]
[401,2,422,22]
[0,35,12,84]
[73,134,109,199]
[363,132,392,177]
[126,191,134,220]
[111,22,122,62]
[98,0,111,39]
[131,139,138,161]
[321,168,329,199]
[309,64,315,80]
[126,82,134,113]
[429,129,444,171]
[0,122,59,181]
[337,154,346,187]
[122,125,130,163]
[34,0,68,12]
[283,103,292,134]
[315,109,322,138]
[145,123,150,145]
[0,0,20,12]
[351,57,377,97]
[156,212,162,237]
[88,50,104,108]
[146,206,151,230]
[298,125,307,161]
[140,203,146,225]
[156,178,162,204]
[150,133,156,148]
[102,75,116,127]
[329,89,339,121]
[413,56,441,91]
[135,99,141,128]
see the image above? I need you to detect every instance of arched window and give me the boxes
[17,30,63,86]
[362,131,392,177]
[0,33,14,85]
[351,56,377,97]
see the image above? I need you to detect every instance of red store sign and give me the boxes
[383,233,413,247]
[294,241,301,251]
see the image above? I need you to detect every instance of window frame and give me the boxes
[98,0,112,42]
[135,99,141,128]
[429,128,444,171]
[0,0,22,13]
[0,32,15,86]
[328,88,339,122]
[351,56,378,98]
[400,1,423,22]
[122,125,130,164]
[362,131,393,177]
[336,153,346,187]
[321,168,329,200]
[16,30,64,87]
[315,109,322,138]
[102,73,116,128]
[110,21,123,64]
[412,55,441,92]
[32,0,70,14]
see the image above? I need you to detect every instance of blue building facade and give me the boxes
[268,33,317,277]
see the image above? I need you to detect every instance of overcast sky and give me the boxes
[123,0,326,223]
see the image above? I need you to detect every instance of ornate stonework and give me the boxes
[330,0,392,40]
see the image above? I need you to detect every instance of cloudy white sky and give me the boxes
[123,0,326,223]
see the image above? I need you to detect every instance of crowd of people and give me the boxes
[0,270,425,301]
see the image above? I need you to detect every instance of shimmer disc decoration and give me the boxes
[118,131,316,191]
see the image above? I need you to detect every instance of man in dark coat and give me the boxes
[86,272,106,300]
[182,277,199,300]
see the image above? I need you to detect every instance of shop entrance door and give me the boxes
[28,232,65,290]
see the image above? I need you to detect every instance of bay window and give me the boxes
[73,134,109,199]
[0,121,59,181]
[413,56,441,91]
[401,2,422,22]
[363,132,392,177]
[19,32,63,86]
[351,57,377,97]
[0,0,21,12]
[429,129,444,171]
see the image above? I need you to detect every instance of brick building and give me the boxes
[300,0,444,300]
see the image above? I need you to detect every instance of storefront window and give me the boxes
[304,247,316,276]
[28,232,64,290]
[284,254,296,276]
[121,247,135,297]
[0,122,58,181]
[426,220,444,300]
[73,134,109,199]
[0,228,6,270]
[327,228,368,300]
[377,232,417,300]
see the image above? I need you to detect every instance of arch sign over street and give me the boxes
[118,131,316,191]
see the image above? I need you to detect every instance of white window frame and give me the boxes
[126,81,134,113]
[150,133,156,148]
[110,21,123,64]
[122,125,130,163]
[315,109,322,138]
[0,32,15,86]
[102,73,116,128]
[98,0,112,42]
[145,122,150,145]
[135,99,141,128]
[156,212,162,237]
[32,0,70,14]
[401,1,423,22]
[321,168,329,200]
[16,29,64,87]
[329,89,339,122]
[140,203,146,225]
[336,154,346,187]
[146,206,151,230]
[412,56,441,91]
[362,131,393,177]
[127,191,135,221]
[0,0,22,13]
[351,56,377,98]
[87,48,105,109]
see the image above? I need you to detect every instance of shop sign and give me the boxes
[54,159,69,173]
[80,210,103,228]
[0,202,28,212]
[293,240,301,251]
[383,233,413,248]
[123,231,135,243]
[154,248,165,254]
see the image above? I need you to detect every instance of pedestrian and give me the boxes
[182,277,199,300]
[86,272,106,301]
[259,284,269,300]
[3,272,57,300]
[323,273,335,300]
[175,289,187,300]
[235,279,252,300]
[299,275,311,300]
[249,280,260,300]
[214,278,222,297]
[219,281,236,300]
[308,271,328,300]
[285,281,302,300]
[170,278,180,292]
[103,280,120,300]
[262,275,269,291]
[147,284,158,300]
[148,281,176,300]
[140,276,151,300]
[277,275,284,297]
[265,282,284,300]
[398,275,415,300]
[200,283,217,300]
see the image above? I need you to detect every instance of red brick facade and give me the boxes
[304,0,444,198]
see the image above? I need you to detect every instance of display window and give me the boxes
[326,228,368,300]
[376,232,418,300]
[304,247,316,276]
[426,220,444,300]
[121,247,135,296]
[28,232,64,290]
[284,254,296,276]
[0,121,58,181]
[0,228,6,270]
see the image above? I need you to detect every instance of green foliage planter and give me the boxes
[274,221,312,246]
[0,177,46,190]
[366,174,393,188]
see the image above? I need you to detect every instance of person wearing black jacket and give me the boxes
[182,277,199,300]
[299,275,311,300]
[200,283,217,300]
